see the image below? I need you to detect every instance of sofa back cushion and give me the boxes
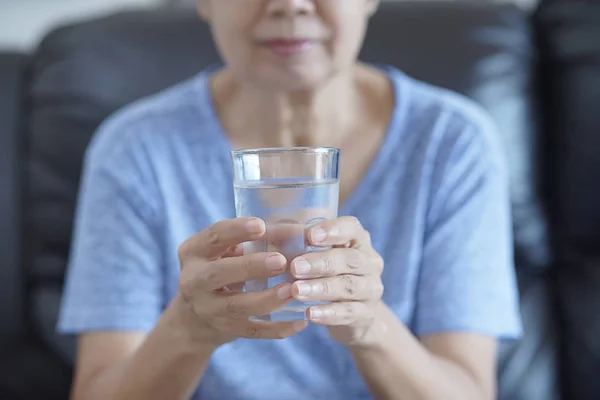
[536,1,600,398]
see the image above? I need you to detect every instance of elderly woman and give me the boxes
[58,1,521,399]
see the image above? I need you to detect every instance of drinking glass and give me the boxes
[231,147,340,321]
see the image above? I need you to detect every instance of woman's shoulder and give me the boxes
[85,68,221,166]
[384,65,497,132]
[391,66,499,135]
[383,65,505,171]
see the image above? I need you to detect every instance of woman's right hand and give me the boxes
[177,217,307,349]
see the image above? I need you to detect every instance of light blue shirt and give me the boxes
[58,65,522,399]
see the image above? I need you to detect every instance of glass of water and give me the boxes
[231,147,340,322]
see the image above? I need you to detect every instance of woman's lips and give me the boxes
[263,39,316,57]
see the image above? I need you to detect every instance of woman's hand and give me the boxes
[177,217,308,350]
[290,216,385,346]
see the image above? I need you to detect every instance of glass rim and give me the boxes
[231,146,340,156]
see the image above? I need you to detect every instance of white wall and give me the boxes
[0,0,161,50]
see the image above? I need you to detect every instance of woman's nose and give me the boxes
[266,0,316,18]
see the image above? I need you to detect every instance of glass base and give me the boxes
[251,299,327,322]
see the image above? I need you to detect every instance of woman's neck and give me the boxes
[211,65,368,149]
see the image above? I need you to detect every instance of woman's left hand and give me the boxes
[290,216,385,346]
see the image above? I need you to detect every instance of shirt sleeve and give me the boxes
[413,119,522,340]
[57,123,163,334]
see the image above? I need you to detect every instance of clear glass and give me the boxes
[231,147,341,321]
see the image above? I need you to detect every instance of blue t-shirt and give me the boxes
[58,65,522,399]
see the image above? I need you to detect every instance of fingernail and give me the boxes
[295,282,311,296]
[277,284,292,299]
[245,219,264,234]
[309,307,324,319]
[311,227,327,243]
[265,254,285,271]
[293,321,307,332]
[294,258,311,275]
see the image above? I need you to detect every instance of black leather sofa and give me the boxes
[1,1,599,399]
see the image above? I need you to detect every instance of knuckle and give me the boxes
[350,216,364,233]
[179,274,195,301]
[344,303,355,322]
[205,226,221,247]
[242,256,255,279]
[346,250,363,271]
[320,281,331,296]
[322,255,336,275]
[374,281,384,298]
[179,266,207,297]
[348,216,361,227]
[344,303,354,314]
[327,307,338,318]
[177,239,193,264]
[245,326,261,339]
[204,268,221,288]
[224,296,240,316]
[340,275,356,296]
[376,254,385,273]
[363,229,372,243]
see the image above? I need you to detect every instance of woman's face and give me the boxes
[198,0,379,91]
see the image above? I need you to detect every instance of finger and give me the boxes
[265,220,305,247]
[291,248,382,279]
[202,252,287,289]
[292,275,384,302]
[216,283,295,317]
[307,302,375,325]
[223,244,244,258]
[307,216,371,248]
[239,320,308,339]
[179,218,265,261]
